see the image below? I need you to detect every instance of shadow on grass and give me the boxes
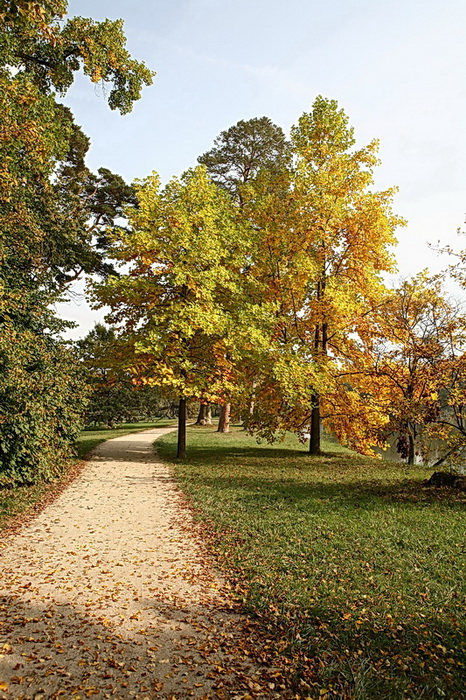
[174,472,466,512]
[155,430,466,697]
[158,439,358,465]
[157,440,464,509]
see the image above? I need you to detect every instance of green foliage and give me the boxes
[198,115,290,202]
[0,1,154,113]
[91,167,270,405]
[0,323,88,485]
[0,1,153,484]
[158,426,466,699]
[77,323,164,428]
[0,0,152,301]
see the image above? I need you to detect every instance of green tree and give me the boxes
[0,316,88,485]
[77,324,163,428]
[198,116,290,204]
[0,0,153,483]
[198,116,291,429]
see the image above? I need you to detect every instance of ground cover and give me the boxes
[0,419,174,533]
[157,425,466,699]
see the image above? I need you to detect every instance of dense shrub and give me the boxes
[0,324,88,485]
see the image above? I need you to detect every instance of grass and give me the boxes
[0,419,175,532]
[157,425,466,700]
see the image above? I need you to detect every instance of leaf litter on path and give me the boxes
[0,428,295,699]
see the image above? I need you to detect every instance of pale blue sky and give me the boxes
[58,0,466,337]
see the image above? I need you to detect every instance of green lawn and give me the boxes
[0,419,175,532]
[157,425,466,700]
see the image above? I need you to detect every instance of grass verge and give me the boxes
[0,419,174,533]
[157,425,466,700]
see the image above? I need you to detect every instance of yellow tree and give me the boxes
[348,274,466,465]
[91,166,268,457]
[239,97,403,454]
[291,97,404,453]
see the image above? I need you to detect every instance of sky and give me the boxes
[57,0,466,338]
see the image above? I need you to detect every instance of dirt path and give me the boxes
[0,428,287,700]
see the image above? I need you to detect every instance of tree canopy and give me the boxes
[2,4,463,471]
[0,0,153,483]
[198,116,291,203]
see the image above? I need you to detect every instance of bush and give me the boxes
[0,324,88,485]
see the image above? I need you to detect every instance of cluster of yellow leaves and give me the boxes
[91,166,261,406]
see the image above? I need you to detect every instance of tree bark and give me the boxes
[309,293,326,455]
[407,433,415,465]
[195,402,207,425]
[217,403,231,433]
[205,403,213,425]
[309,395,321,454]
[432,444,459,468]
[177,397,187,458]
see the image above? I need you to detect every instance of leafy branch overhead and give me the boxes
[0,1,154,113]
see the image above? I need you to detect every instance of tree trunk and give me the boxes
[432,444,459,468]
[309,302,326,455]
[217,403,231,433]
[195,402,207,425]
[407,434,415,465]
[177,397,187,458]
[309,395,321,454]
[205,404,213,425]
[249,380,257,416]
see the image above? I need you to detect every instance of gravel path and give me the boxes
[0,428,283,700]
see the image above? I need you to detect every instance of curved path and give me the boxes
[0,428,284,699]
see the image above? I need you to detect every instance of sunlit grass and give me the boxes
[157,425,466,699]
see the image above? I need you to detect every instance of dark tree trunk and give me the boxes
[309,395,321,454]
[249,380,257,416]
[217,403,231,433]
[309,296,326,455]
[195,403,207,425]
[177,397,187,458]
[407,434,415,465]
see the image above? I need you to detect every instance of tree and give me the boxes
[0,316,88,485]
[340,273,466,464]
[237,97,403,454]
[198,116,290,204]
[91,167,258,458]
[290,97,403,452]
[77,324,163,428]
[198,117,292,430]
[0,1,152,307]
[195,403,213,426]
[0,1,153,483]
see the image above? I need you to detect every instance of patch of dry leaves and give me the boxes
[0,428,298,699]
